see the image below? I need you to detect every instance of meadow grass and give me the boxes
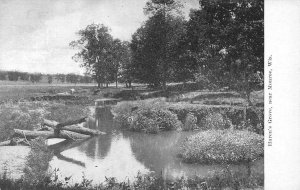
[179,130,264,164]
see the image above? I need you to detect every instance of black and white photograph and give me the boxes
[0,0,299,189]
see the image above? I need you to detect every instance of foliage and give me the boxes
[55,74,66,83]
[112,99,182,133]
[203,112,232,130]
[0,71,7,80]
[0,101,90,141]
[30,73,42,83]
[0,102,47,141]
[0,168,264,190]
[70,24,131,88]
[182,112,197,131]
[129,107,182,133]
[183,0,264,103]
[7,71,19,81]
[66,73,79,84]
[130,0,186,88]
[43,101,90,123]
[180,130,264,164]
[23,138,53,185]
[47,75,53,84]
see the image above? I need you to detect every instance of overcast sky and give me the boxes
[0,0,199,74]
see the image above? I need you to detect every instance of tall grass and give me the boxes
[0,168,263,190]
[180,130,264,164]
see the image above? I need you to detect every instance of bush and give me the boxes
[112,99,182,133]
[203,113,232,130]
[129,108,182,133]
[44,102,90,122]
[0,102,47,141]
[180,130,264,164]
[182,112,198,131]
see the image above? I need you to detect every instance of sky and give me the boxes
[0,0,199,74]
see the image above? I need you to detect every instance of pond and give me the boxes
[0,106,263,185]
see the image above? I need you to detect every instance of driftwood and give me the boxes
[0,117,105,147]
[13,129,90,140]
[43,119,105,136]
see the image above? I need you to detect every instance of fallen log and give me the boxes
[13,129,89,140]
[0,140,11,146]
[0,138,30,146]
[43,119,105,136]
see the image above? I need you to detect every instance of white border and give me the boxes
[265,0,300,189]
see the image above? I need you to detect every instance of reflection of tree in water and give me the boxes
[76,135,112,159]
[123,131,183,175]
[123,131,263,180]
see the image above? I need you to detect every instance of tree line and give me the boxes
[70,0,263,103]
[0,71,93,84]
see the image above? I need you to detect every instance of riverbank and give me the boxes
[0,83,264,189]
[0,169,264,190]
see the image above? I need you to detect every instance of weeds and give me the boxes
[180,130,264,164]
[0,168,263,190]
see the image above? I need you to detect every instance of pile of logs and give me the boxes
[0,117,105,146]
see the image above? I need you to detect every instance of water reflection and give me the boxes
[0,106,263,185]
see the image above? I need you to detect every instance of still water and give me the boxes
[0,106,263,185]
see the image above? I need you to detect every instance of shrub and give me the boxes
[23,138,53,185]
[0,102,47,141]
[44,102,90,122]
[182,112,198,131]
[129,108,182,133]
[203,113,232,130]
[180,130,264,164]
[112,99,182,133]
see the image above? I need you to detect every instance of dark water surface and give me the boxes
[0,106,263,185]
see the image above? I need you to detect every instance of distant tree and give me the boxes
[55,74,66,83]
[119,42,134,88]
[30,73,42,83]
[7,71,19,81]
[19,72,30,81]
[66,73,79,84]
[0,71,7,80]
[47,75,53,84]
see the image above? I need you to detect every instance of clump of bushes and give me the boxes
[23,138,53,185]
[180,130,264,164]
[112,99,182,133]
[203,112,232,130]
[128,108,182,133]
[44,101,90,122]
[0,102,47,141]
[182,113,198,131]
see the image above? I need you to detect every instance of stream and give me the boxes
[0,106,263,185]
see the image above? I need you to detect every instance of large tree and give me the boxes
[131,0,186,89]
[182,0,263,103]
[70,24,114,88]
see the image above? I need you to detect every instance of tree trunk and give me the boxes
[43,119,105,136]
[13,129,90,140]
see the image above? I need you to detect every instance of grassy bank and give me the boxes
[112,98,264,134]
[179,130,264,164]
[0,169,263,190]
